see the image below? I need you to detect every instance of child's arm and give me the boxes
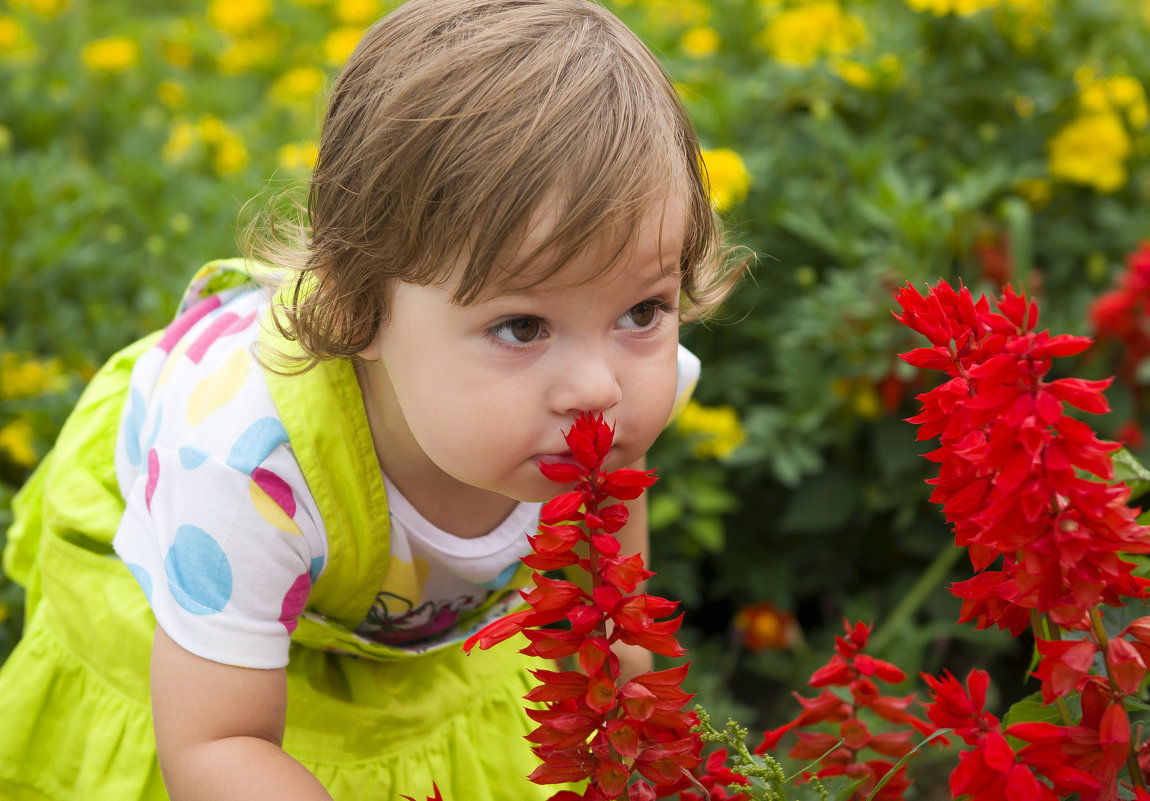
[150,626,334,801]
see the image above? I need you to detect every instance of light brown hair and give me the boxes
[250,0,745,366]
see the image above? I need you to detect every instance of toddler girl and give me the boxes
[0,0,742,798]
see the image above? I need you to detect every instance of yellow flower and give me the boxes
[832,59,874,89]
[276,140,319,171]
[700,147,751,212]
[0,16,24,52]
[851,381,881,421]
[157,80,187,109]
[676,400,746,460]
[334,0,380,25]
[0,353,66,399]
[905,0,998,14]
[162,120,199,164]
[759,2,865,67]
[81,36,139,73]
[270,66,327,107]
[198,115,248,175]
[197,115,226,144]
[1079,75,1149,129]
[208,0,270,35]
[162,116,247,175]
[953,0,998,13]
[217,31,279,74]
[213,134,249,175]
[323,26,364,65]
[0,419,38,468]
[1048,114,1131,193]
[680,25,720,59]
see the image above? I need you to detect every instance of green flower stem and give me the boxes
[869,542,965,655]
[1029,608,1072,726]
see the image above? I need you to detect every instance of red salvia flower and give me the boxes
[899,279,1150,796]
[894,280,1150,631]
[755,619,938,801]
[921,669,1103,799]
[464,412,709,800]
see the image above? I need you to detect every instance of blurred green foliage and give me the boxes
[2,0,1150,773]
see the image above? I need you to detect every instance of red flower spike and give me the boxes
[479,412,704,799]
[760,619,937,800]
[897,279,1150,632]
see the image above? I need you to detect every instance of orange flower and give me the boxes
[732,601,800,651]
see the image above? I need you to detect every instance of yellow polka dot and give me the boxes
[187,347,250,427]
[249,479,304,535]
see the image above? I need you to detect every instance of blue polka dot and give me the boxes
[164,524,232,615]
[479,562,520,590]
[123,388,146,467]
[308,555,325,584]
[179,446,210,470]
[226,418,289,475]
[125,563,153,603]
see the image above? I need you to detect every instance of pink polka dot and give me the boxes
[279,572,311,633]
[252,467,296,518]
[145,449,159,511]
[157,295,222,354]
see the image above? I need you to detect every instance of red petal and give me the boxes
[462,608,534,652]
[541,492,585,524]
[538,461,585,483]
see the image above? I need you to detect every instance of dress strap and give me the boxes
[257,302,392,631]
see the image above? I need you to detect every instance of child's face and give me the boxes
[357,199,686,504]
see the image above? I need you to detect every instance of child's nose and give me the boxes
[550,351,623,417]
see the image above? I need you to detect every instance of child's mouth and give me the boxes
[535,452,579,467]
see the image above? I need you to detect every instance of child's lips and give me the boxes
[536,452,580,467]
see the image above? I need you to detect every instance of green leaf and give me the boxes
[1003,691,1067,729]
[1112,448,1150,500]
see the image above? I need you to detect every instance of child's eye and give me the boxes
[489,316,543,344]
[618,300,674,329]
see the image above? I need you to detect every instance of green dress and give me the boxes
[0,261,552,801]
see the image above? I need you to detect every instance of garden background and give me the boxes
[2,0,1150,792]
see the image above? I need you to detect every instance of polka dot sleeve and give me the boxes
[112,289,327,670]
[115,444,324,669]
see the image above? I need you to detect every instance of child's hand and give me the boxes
[150,627,334,801]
